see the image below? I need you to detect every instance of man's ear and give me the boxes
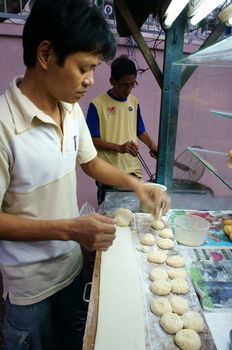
[110,76,116,86]
[37,40,53,69]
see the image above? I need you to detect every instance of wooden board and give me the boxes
[82,251,101,350]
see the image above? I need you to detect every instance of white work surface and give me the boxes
[204,311,232,350]
[93,214,232,350]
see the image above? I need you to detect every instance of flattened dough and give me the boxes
[151,219,165,230]
[169,296,189,315]
[114,208,133,227]
[171,278,189,294]
[166,255,185,268]
[149,268,168,281]
[140,233,155,246]
[157,238,174,250]
[150,280,171,296]
[147,250,167,264]
[159,228,174,239]
[160,312,183,334]
[175,329,201,350]
[94,227,146,350]
[150,297,172,316]
[168,268,187,280]
[182,311,204,332]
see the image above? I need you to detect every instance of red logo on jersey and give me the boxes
[108,106,116,113]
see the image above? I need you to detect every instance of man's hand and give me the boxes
[69,213,116,251]
[135,182,171,218]
[119,141,138,157]
[149,142,158,159]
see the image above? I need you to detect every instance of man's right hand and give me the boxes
[119,141,138,157]
[69,213,116,251]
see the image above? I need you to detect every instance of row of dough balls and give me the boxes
[145,221,203,350]
[140,216,202,349]
[141,233,175,250]
[160,311,203,350]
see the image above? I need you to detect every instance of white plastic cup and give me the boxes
[140,183,167,213]
[174,215,210,246]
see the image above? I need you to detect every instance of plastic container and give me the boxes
[140,183,167,213]
[174,215,210,246]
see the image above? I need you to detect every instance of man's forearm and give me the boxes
[81,156,140,190]
[92,137,120,152]
[0,213,70,241]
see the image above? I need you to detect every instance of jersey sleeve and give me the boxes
[137,104,146,136]
[86,103,100,137]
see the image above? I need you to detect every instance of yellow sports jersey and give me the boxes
[91,92,141,177]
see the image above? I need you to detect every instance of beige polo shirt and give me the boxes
[0,76,97,305]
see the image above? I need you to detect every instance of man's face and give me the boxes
[111,74,138,99]
[44,51,101,103]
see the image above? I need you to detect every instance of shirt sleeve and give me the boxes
[75,104,97,164]
[86,103,100,137]
[137,104,146,136]
[0,146,11,208]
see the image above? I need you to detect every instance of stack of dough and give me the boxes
[224,219,232,240]
[114,208,133,227]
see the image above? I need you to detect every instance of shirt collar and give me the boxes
[107,89,127,102]
[5,76,74,134]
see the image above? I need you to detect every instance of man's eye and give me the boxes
[79,68,87,74]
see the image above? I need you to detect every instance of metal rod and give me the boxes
[137,151,155,180]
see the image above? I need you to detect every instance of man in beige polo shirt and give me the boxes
[0,1,170,349]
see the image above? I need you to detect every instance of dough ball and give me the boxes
[160,312,183,334]
[150,280,171,296]
[171,279,189,294]
[175,329,201,350]
[149,268,168,281]
[147,250,167,264]
[151,219,165,230]
[150,297,172,316]
[140,233,155,246]
[137,245,150,253]
[169,296,189,315]
[182,311,204,332]
[157,238,174,250]
[166,255,185,268]
[114,208,133,227]
[168,268,187,280]
[159,228,174,239]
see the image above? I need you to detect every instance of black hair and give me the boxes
[23,0,116,67]
[111,55,137,80]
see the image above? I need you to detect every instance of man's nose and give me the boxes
[83,72,94,87]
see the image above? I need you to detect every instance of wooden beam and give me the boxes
[114,0,163,88]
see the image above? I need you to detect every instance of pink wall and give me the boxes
[0,23,231,209]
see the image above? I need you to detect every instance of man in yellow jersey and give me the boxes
[86,55,158,204]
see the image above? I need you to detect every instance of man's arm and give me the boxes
[138,131,158,158]
[81,156,170,216]
[0,212,116,251]
[92,137,138,156]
